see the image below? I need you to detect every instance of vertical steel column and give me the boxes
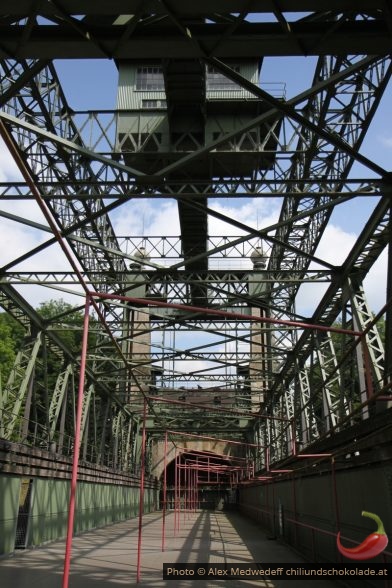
[266,480,271,531]
[174,450,178,535]
[184,464,188,521]
[385,200,392,391]
[291,474,298,547]
[136,397,147,583]
[291,420,297,456]
[196,458,200,509]
[361,339,374,401]
[62,296,91,588]
[178,455,181,533]
[193,469,197,512]
[331,457,341,534]
[162,430,168,552]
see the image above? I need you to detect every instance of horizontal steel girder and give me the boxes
[0,20,390,59]
[2,1,387,16]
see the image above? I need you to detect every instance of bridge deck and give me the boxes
[0,510,339,587]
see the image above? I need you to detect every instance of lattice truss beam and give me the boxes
[0,5,391,472]
[0,284,139,470]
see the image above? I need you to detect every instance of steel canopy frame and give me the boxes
[0,10,391,575]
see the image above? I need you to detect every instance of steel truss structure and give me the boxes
[0,3,391,484]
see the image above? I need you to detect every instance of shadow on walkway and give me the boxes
[0,510,342,587]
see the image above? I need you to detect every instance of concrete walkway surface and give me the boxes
[0,510,341,587]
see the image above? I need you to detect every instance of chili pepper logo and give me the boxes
[337,511,388,560]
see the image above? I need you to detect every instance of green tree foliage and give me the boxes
[37,298,85,352]
[34,299,87,402]
[0,312,25,384]
[1,299,101,447]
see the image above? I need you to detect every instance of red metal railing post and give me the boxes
[184,463,188,522]
[196,463,199,509]
[194,469,197,512]
[136,397,148,583]
[162,430,168,552]
[178,455,181,533]
[331,456,341,564]
[291,474,298,547]
[189,465,191,517]
[174,450,178,535]
[62,296,91,588]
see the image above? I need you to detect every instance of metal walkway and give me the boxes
[0,510,339,587]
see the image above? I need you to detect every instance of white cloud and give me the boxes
[379,136,392,148]
[112,196,281,242]
[0,198,50,226]
[0,138,23,182]
[0,216,85,307]
[363,248,388,313]
[315,223,357,265]
[0,140,87,306]
[0,219,39,267]
[296,223,387,316]
[209,197,281,235]
[112,200,179,237]
[315,223,388,313]
[296,224,357,316]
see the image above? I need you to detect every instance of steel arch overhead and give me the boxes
[268,56,391,278]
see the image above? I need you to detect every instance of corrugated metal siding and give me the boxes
[117,88,167,110]
[0,475,20,554]
[207,88,256,100]
[117,62,261,108]
[28,478,157,547]
[206,62,259,100]
[117,65,166,110]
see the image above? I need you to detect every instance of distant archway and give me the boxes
[159,450,241,511]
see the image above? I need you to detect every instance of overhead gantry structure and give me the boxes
[0,3,391,486]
